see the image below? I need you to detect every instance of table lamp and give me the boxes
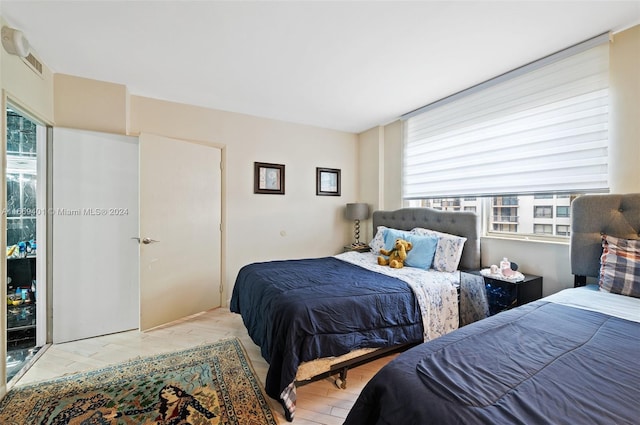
[345,203,370,246]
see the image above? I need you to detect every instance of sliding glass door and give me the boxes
[5,105,46,383]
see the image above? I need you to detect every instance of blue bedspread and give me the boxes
[229,257,423,417]
[344,300,640,425]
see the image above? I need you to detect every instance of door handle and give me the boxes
[131,237,160,244]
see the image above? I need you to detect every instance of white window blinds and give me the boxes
[403,34,610,200]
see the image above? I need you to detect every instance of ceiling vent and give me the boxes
[22,52,43,78]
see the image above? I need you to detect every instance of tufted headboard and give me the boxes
[372,207,480,271]
[571,193,640,285]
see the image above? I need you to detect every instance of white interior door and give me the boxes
[139,133,221,331]
[52,128,139,343]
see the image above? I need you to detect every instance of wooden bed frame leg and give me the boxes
[335,368,348,389]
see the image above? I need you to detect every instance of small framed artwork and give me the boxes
[254,162,285,195]
[316,167,341,196]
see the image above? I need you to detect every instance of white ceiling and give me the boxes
[1,1,639,133]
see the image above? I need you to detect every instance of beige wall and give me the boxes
[383,120,403,210]
[53,78,359,304]
[54,74,129,135]
[361,24,640,296]
[357,126,382,243]
[356,120,404,243]
[609,25,640,193]
[130,96,358,304]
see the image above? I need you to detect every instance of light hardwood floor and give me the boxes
[14,307,397,425]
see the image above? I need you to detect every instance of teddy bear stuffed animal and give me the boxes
[378,238,413,269]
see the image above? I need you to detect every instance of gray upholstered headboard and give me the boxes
[372,207,480,271]
[571,193,640,284]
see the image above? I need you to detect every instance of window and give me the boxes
[534,206,553,218]
[494,223,518,233]
[534,224,553,235]
[557,225,571,236]
[402,33,610,239]
[494,196,518,206]
[403,34,609,200]
[493,207,517,222]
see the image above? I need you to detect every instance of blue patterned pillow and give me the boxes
[411,227,467,272]
[599,235,640,298]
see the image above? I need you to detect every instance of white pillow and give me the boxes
[411,227,466,272]
[369,226,388,254]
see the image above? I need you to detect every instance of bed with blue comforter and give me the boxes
[230,252,462,421]
[344,287,640,424]
[230,207,481,421]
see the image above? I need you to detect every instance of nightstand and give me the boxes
[343,245,371,253]
[465,271,543,316]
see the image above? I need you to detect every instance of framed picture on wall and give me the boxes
[316,167,341,196]
[254,162,285,194]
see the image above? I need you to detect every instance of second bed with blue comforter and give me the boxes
[343,287,640,425]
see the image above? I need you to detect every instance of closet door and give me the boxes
[52,128,139,343]
[139,133,221,331]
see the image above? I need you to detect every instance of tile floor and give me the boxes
[13,307,397,425]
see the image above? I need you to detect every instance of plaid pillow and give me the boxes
[599,235,640,298]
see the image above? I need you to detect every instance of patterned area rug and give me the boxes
[0,337,278,424]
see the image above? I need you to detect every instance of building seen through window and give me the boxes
[405,194,579,238]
